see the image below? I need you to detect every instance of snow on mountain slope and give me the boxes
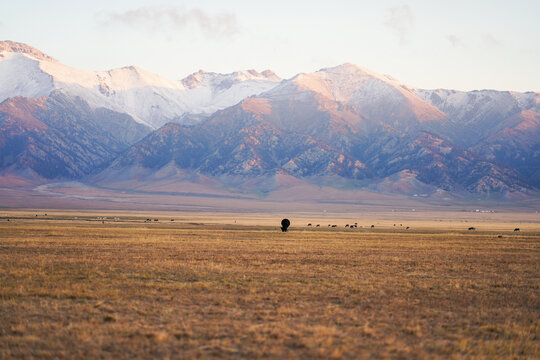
[178,69,282,115]
[264,63,445,131]
[0,40,57,62]
[416,88,540,124]
[0,41,282,128]
[416,88,540,146]
[0,53,54,101]
[297,63,445,121]
[416,89,520,122]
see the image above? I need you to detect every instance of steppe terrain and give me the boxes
[0,210,539,358]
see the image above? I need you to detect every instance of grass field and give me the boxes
[0,214,539,359]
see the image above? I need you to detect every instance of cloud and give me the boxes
[482,33,502,47]
[446,35,465,48]
[385,4,414,44]
[99,6,238,37]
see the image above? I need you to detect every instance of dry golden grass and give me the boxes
[0,216,539,359]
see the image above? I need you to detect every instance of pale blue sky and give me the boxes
[1,0,539,91]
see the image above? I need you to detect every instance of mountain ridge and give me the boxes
[0,41,283,129]
[1,40,539,199]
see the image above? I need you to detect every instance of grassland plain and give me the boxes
[0,214,539,359]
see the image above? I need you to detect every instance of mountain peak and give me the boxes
[261,69,280,81]
[181,69,281,89]
[318,63,402,85]
[289,62,390,100]
[0,40,57,63]
[319,63,376,76]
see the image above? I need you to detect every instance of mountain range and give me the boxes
[1,40,539,202]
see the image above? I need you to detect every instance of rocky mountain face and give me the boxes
[105,65,532,195]
[0,91,150,179]
[105,117,368,180]
[417,89,540,188]
[1,41,538,197]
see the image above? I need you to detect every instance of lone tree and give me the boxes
[281,218,290,232]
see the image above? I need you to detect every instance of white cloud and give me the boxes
[99,6,238,38]
[385,4,414,44]
[446,34,465,48]
[482,33,502,47]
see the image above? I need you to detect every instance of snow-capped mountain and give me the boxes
[1,41,539,197]
[276,63,445,125]
[416,88,540,146]
[0,41,282,128]
[100,64,535,196]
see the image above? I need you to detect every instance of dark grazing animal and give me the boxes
[281,218,290,232]
[468,227,476,231]
[514,228,520,232]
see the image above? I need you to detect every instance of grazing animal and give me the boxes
[514,228,520,232]
[468,227,476,231]
[316,224,320,227]
[281,218,290,232]
[406,226,410,230]
[498,235,503,238]
[171,219,174,221]
[154,219,159,222]
[307,223,312,227]
[345,224,349,228]
[331,225,337,228]
[371,225,375,228]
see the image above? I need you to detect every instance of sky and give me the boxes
[1,0,539,92]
